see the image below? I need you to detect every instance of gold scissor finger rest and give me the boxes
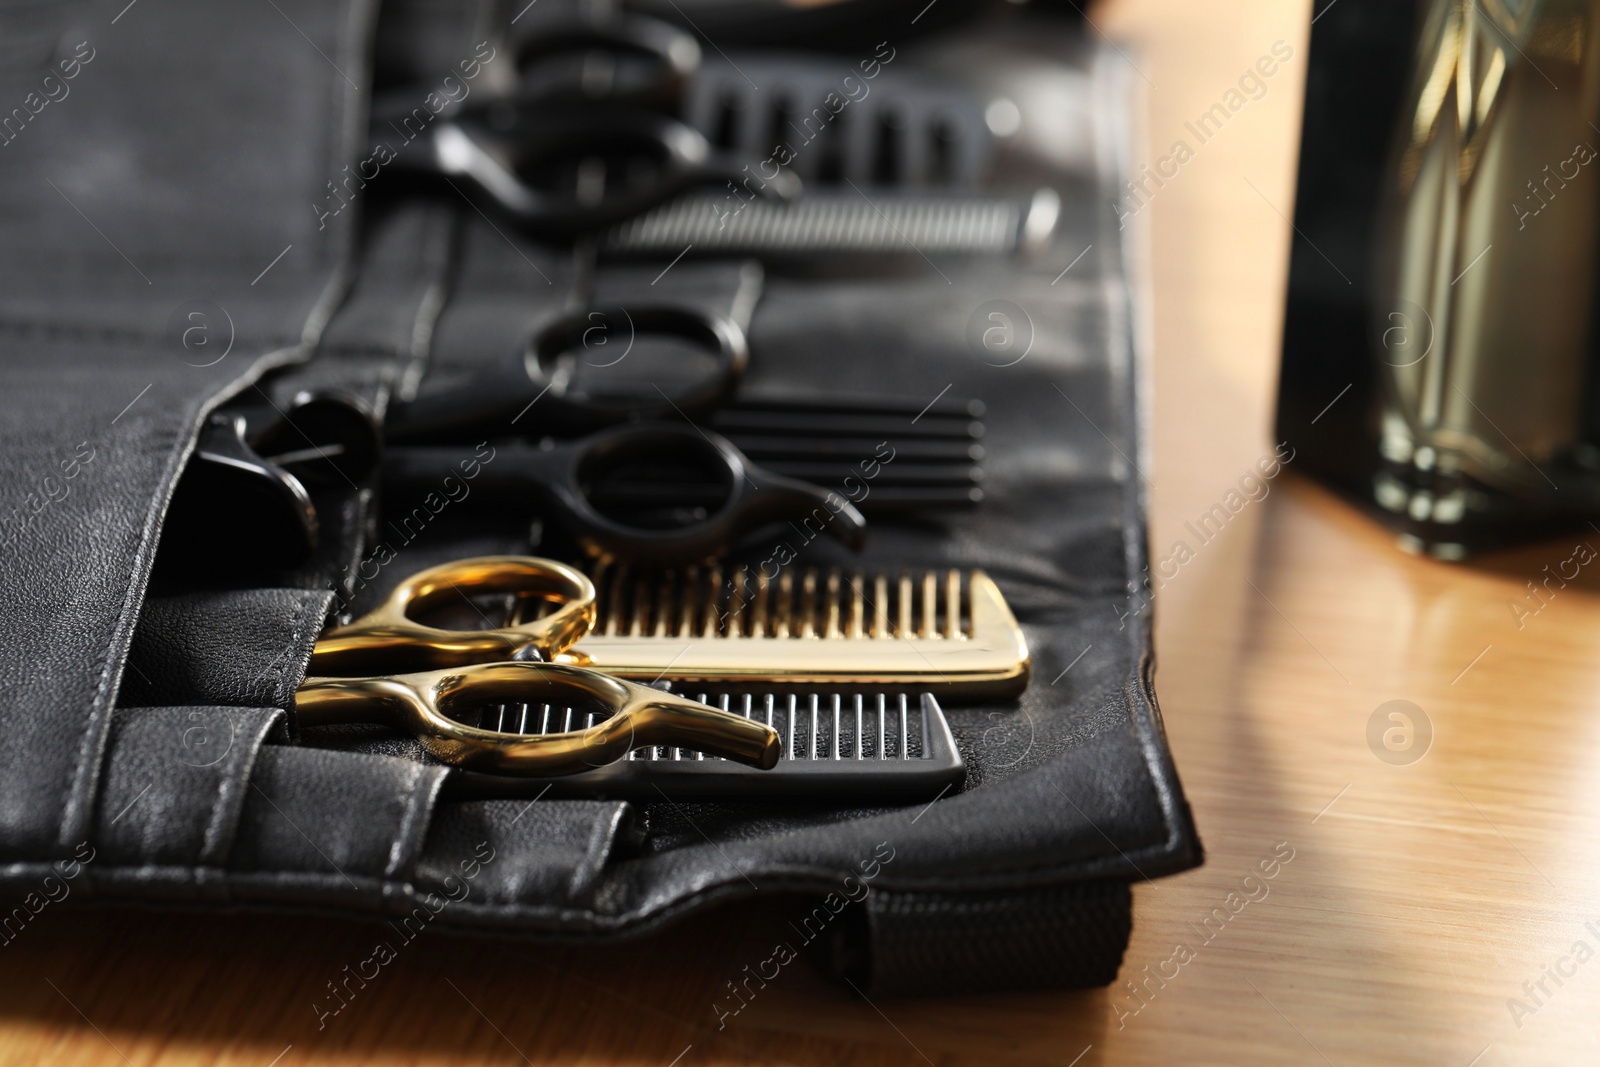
[311,556,596,675]
[295,661,781,776]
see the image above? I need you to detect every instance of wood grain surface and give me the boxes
[8,1,1600,1063]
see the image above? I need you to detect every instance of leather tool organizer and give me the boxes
[0,0,1200,996]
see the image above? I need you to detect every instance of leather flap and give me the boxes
[0,0,375,861]
[123,591,334,711]
[415,799,633,909]
[231,746,447,882]
[93,706,286,870]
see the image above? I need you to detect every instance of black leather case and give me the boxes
[0,0,1200,996]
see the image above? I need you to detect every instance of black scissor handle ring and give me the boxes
[526,305,747,425]
[512,14,701,103]
[553,423,862,563]
[477,102,709,173]
[439,103,774,235]
[555,423,750,562]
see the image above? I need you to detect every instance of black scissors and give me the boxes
[158,392,383,574]
[384,304,748,444]
[386,422,866,563]
[507,12,701,109]
[383,298,863,561]
[370,8,797,239]
[376,99,797,238]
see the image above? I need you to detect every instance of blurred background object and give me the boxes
[1279,0,1600,558]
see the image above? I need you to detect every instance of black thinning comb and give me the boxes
[460,691,964,799]
[603,190,1061,259]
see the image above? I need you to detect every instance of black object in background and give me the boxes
[1274,0,1418,505]
[1275,0,1600,555]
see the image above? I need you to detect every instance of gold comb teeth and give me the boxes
[549,563,1030,701]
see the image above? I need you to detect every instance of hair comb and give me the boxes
[544,563,1030,700]
[454,690,964,799]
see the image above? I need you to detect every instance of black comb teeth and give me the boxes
[458,691,965,799]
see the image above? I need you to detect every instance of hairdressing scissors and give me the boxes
[372,5,796,238]
[508,12,701,109]
[374,96,798,238]
[385,304,748,444]
[295,556,781,775]
[159,392,384,575]
[386,422,867,563]
[383,303,865,562]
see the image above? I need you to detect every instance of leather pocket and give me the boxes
[0,0,380,863]
[90,706,286,899]
[230,746,448,890]
[122,590,334,711]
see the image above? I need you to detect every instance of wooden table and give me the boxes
[10,1,1600,1063]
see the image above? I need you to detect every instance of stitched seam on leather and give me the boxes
[314,342,411,359]
[62,386,223,851]
[316,208,455,361]
[199,709,282,867]
[385,764,432,880]
[51,34,368,841]
[200,719,252,866]
[567,804,627,903]
[57,268,353,849]
[0,319,299,350]
[268,592,327,706]
[62,340,311,849]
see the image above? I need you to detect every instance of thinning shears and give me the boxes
[371,9,796,238]
[295,556,782,775]
[382,307,868,563]
[373,91,796,239]
[384,304,749,444]
[387,423,866,563]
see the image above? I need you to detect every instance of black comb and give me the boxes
[458,691,964,799]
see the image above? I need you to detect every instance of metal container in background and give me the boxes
[1372,0,1600,558]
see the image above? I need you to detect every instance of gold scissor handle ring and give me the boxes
[298,660,780,776]
[310,556,596,676]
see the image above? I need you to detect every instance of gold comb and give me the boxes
[544,562,1030,701]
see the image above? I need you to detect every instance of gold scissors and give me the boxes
[294,556,781,776]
